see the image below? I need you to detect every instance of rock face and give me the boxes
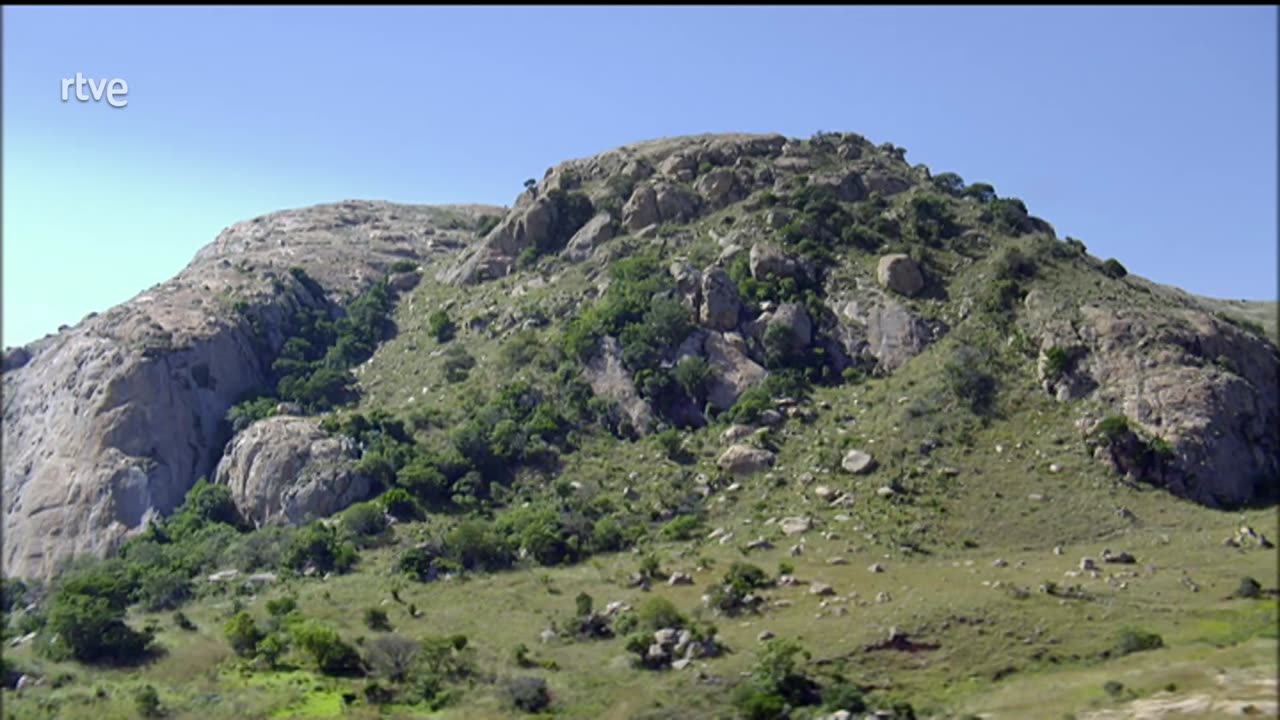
[830,288,941,374]
[583,336,655,436]
[563,213,616,262]
[877,254,924,296]
[702,331,768,410]
[214,415,370,527]
[1026,290,1280,507]
[2,201,496,580]
[700,266,743,331]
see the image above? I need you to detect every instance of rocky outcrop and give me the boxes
[214,415,370,526]
[2,201,494,580]
[749,244,803,282]
[445,190,593,284]
[564,213,616,262]
[1026,289,1280,506]
[622,182,702,232]
[699,266,743,331]
[830,286,942,374]
[876,254,924,296]
[584,336,655,436]
[694,168,746,208]
[702,331,768,410]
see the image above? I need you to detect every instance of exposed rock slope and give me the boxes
[2,201,497,579]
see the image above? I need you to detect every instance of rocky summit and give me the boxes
[2,131,1277,720]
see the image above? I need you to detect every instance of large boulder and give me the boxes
[767,303,813,353]
[749,244,800,281]
[703,331,768,410]
[564,213,616,261]
[718,445,776,475]
[2,201,487,579]
[876,254,924,297]
[445,190,593,284]
[700,266,743,331]
[694,168,745,208]
[215,415,370,527]
[622,184,661,231]
[584,336,655,436]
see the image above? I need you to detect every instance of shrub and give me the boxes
[943,345,997,415]
[428,310,457,343]
[266,595,298,619]
[963,182,996,203]
[291,620,365,676]
[226,396,278,434]
[380,487,422,520]
[932,172,966,196]
[136,569,192,612]
[1103,680,1126,698]
[342,502,389,540]
[365,634,420,682]
[659,514,701,542]
[1116,628,1164,656]
[1094,415,1130,444]
[1237,577,1262,599]
[225,612,264,657]
[822,680,867,712]
[1102,258,1128,279]
[172,611,196,632]
[134,685,164,719]
[363,607,392,632]
[1044,346,1070,378]
[637,596,685,631]
[283,522,358,575]
[994,247,1037,280]
[503,676,551,713]
[43,564,154,665]
[256,633,287,668]
[476,214,502,236]
[441,345,476,383]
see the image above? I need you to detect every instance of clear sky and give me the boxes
[3,6,1276,348]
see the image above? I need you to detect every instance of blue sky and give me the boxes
[3,6,1276,347]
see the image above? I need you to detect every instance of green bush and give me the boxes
[136,569,192,612]
[224,612,264,657]
[226,396,278,434]
[363,607,392,632]
[390,259,419,274]
[932,172,966,196]
[43,561,154,665]
[1102,258,1128,279]
[1116,628,1164,656]
[1094,415,1131,443]
[673,355,714,405]
[943,345,998,415]
[428,310,457,343]
[341,502,389,540]
[290,620,365,676]
[476,214,502,236]
[380,488,422,520]
[441,345,476,383]
[134,685,164,718]
[963,182,996,203]
[637,596,685,631]
[659,514,702,542]
[503,676,551,713]
[283,523,358,575]
[1237,577,1262,599]
[1044,346,1071,378]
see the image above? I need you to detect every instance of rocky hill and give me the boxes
[1,131,1277,720]
[5,132,1275,583]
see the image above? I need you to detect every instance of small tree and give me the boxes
[428,310,456,343]
[134,685,164,718]
[225,612,264,658]
[364,607,392,632]
[575,592,594,618]
[365,634,420,682]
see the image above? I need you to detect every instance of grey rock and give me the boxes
[584,336,655,435]
[699,266,743,331]
[215,415,371,527]
[564,213,616,262]
[717,445,776,476]
[877,254,924,297]
[841,449,876,474]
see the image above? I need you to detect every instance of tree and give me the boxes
[366,634,420,682]
[428,310,456,343]
[224,612,264,657]
[291,620,365,676]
